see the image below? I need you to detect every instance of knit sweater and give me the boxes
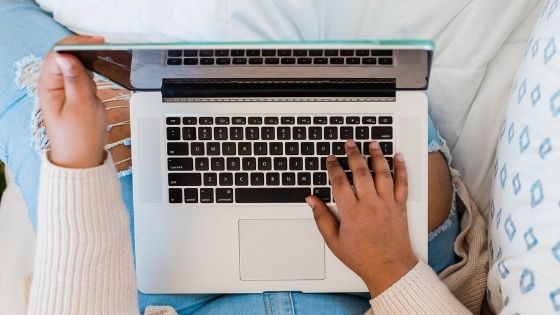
[27,154,478,315]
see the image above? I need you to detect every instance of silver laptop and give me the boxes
[56,40,432,294]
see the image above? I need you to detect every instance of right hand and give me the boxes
[306,140,418,296]
[39,35,107,169]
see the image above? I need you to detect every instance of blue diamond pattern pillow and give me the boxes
[488,2,560,313]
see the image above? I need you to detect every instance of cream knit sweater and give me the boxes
[27,155,472,315]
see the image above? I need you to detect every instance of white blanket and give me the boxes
[37,0,542,215]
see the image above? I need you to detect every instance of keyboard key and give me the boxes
[379,116,393,124]
[199,50,213,57]
[386,157,394,170]
[248,117,263,125]
[313,172,328,185]
[266,173,281,186]
[200,188,214,203]
[281,58,296,64]
[200,58,215,65]
[277,127,291,140]
[230,127,244,140]
[346,116,360,124]
[317,142,330,155]
[235,173,249,186]
[293,50,307,56]
[346,58,361,64]
[371,127,393,139]
[362,58,377,65]
[309,127,322,140]
[362,116,376,124]
[258,157,272,170]
[254,142,268,155]
[314,58,328,64]
[216,188,234,203]
[330,116,344,124]
[233,58,248,65]
[309,50,323,56]
[250,173,265,186]
[169,188,182,203]
[297,172,312,185]
[231,50,245,57]
[372,50,393,56]
[167,142,189,155]
[166,117,180,125]
[340,126,354,140]
[168,173,201,186]
[324,127,338,140]
[214,127,228,140]
[195,158,209,171]
[297,117,312,124]
[332,142,346,155]
[356,49,369,56]
[215,50,229,57]
[233,117,247,125]
[282,172,296,186]
[199,117,213,125]
[211,157,225,170]
[198,127,212,140]
[222,142,237,155]
[380,142,393,155]
[379,58,393,65]
[305,157,319,170]
[216,58,231,65]
[183,117,197,125]
[216,117,230,125]
[356,127,369,140]
[184,58,199,65]
[313,187,331,202]
[235,188,311,203]
[243,157,257,170]
[325,49,338,56]
[265,58,280,64]
[297,58,312,64]
[330,58,344,65]
[191,142,205,155]
[167,58,182,66]
[246,127,259,140]
[207,142,221,155]
[337,157,350,170]
[293,127,306,140]
[285,142,299,155]
[238,143,252,155]
[262,49,276,56]
[183,50,198,57]
[219,173,234,186]
[249,58,264,64]
[168,50,182,57]
[340,50,354,56]
[227,157,241,171]
[182,127,196,140]
[184,188,198,203]
[262,127,275,140]
[274,157,288,170]
[270,142,283,155]
[301,142,315,155]
[289,157,303,170]
[168,158,193,171]
[246,50,260,57]
[278,50,292,56]
[204,173,217,186]
[167,127,181,140]
[281,117,295,125]
[265,117,279,125]
[313,117,328,124]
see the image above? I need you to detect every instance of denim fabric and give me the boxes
[0,1,459,313]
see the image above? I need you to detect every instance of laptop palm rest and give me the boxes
[239,219,325,281]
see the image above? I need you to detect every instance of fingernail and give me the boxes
[346,140,357,148]
[305,197,314,208]
[327,155,337,162]
[396,153,404,162]
[55,56,74,76]
[370,141,380,150]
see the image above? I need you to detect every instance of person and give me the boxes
[0,1,488,314]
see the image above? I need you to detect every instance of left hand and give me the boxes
[306,140,418,296]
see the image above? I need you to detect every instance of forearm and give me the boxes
[366,261,471,315]
[28,152,139,315]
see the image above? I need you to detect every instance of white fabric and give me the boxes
[36,0,542,214]
[487,2,560,314]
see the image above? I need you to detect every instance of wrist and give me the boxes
[49,150,106,169]
[364,255,418,297]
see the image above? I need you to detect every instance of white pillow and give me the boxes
[488,2,560,313]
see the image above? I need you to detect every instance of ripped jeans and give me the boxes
[0,1,459,314]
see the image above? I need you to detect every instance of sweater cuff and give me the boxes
[369,261,471,315]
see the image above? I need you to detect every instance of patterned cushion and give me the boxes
[488,1,560,313]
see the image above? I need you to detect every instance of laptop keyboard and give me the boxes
[166,115,394,204]
[166,49,393,66]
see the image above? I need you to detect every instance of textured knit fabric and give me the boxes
[28,154,485,315]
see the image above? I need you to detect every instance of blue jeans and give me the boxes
[0,1,458,313]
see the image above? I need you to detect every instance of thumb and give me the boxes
[306,196,340,252]
[54,54,96,104]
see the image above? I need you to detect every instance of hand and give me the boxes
[306,140,418,296]
[39,35,106,169]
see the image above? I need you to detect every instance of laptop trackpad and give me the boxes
[239,219,325,281]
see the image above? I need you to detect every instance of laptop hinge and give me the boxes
[161,78,396,102]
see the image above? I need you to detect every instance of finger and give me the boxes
[57,35,105,45]
[38,52,66,114]
[345,140,377,200]
[368,141,394,199]
[393,153,408,205]
[54,54,98,105]
[306,196,339,252]
[326,154,356,211]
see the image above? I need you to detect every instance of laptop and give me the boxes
[56,40,432,294]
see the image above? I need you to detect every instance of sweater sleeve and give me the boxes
[27,153,139,315]
[366,261,472,315]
